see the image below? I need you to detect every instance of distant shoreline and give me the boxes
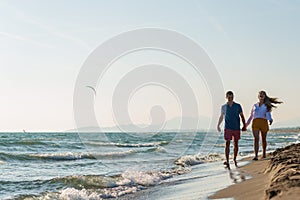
[1,127,299,133]
[269,127,300,133]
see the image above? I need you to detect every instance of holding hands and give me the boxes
[242,126,247,131]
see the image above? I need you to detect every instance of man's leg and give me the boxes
[252,130,260,160]
[261,131,268,158]
[225,140,231,167]
[233,140,238,166]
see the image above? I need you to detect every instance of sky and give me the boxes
[0,0,299,132]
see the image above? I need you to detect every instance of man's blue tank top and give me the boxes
[221,102,242,130]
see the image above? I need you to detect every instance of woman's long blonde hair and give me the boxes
[259,91,283,112]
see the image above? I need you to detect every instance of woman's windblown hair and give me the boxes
[259,91,283,112]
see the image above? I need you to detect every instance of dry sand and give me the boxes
[210,143,300,200]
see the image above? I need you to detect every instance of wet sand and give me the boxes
[210,143,300,200]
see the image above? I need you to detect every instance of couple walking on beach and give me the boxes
[217,90,282,169]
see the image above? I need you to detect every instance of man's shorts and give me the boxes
[252,118,269,132]
[224,129,241,141]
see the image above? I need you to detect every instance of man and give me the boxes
[217,91,246,169]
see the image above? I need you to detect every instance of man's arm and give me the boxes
[217,114,224,132]
[240,112,246,131]
[246,105,254,127]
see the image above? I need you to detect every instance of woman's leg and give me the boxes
[252,130,260,159]
[261,131,268,158]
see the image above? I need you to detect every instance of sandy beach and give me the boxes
[210,143,300,200]
[122,143,300,200]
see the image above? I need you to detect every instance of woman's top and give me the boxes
[246,103,272,126]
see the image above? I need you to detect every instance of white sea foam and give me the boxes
[92,150,136,158]
[59,188,100,200]
[28,150,138,160]
[29,152,94,160]
[121,170,161,186]
[86,141,168,147]
[121,170,173,186]
[214,143,226,147]
[155,146,167,153]
[175,153,223,166]
[58,186,139,200]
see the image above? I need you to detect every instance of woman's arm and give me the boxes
[266,112,273,125]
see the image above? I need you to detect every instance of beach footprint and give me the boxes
[228,167,247,183]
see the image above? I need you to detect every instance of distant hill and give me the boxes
[66,116,300,133]
[66,116,213,132]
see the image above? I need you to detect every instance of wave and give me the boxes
[0,152,96,162]
[85,141,169,148]
[29,152,96,161]
[214,143,225,147]
[11,151,220,166]
[0,148,157,162]
[29,186,139,200]
[59,188,114,200]
[91,147,166,159]
[17,169,177,199]
[92,150,137,159]
[174,153,223,166]
[50,175,120,189]
[272,135,299,139]
[150,146,167,153]
[0,147,167,162]
[10,164,193,199]
[121,170,173,186]
[0,140,49,146]
[55,170,174,199]
[0,152,32,161]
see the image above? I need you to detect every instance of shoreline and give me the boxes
[120,143,299,200]
[210,143,300,200]
[209,157,270,200]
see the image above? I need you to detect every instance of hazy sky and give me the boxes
[1,0,299,131]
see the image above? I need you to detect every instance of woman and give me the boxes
[246,91,282,160]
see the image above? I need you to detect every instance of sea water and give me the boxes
[0,130,298,199]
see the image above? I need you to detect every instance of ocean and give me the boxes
[0,130,298,199]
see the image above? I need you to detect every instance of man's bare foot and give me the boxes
[252,157,258,161]
[223,161,230,169]
[234,159,238,167]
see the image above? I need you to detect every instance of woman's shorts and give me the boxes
[252,118,269,132]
